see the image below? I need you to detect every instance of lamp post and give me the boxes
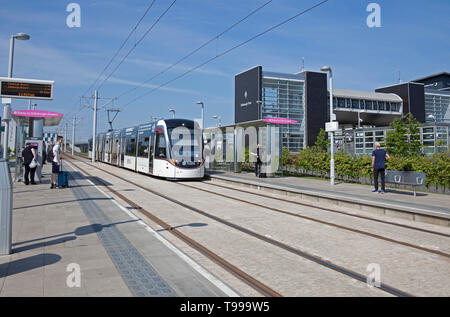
[169,109,175,119]
[428,114,437,154]
[212,115,222,127]
[196,101,204,130]
[321,66,335,186]
[2,33,30,159]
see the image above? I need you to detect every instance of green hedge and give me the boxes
[282,147,450,189]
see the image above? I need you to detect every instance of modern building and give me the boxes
[234,66,450,154]
[412,72,450,92]
[235,66,328,152]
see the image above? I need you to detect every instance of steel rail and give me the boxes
[67,155,414,297]
[68,159,281,297]
[177,182,450,258]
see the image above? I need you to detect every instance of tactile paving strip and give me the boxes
[68,171,177,297]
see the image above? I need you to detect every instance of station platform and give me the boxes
[0,162,234,297]
[207,171,450,227]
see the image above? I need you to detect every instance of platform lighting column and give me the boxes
[196,101,204,130]
[2,33,30,159]
[321,66,335,186]
[169,109,175,119]
[212,115,221,127]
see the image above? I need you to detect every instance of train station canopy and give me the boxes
[11,110,63,126]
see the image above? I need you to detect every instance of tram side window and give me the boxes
[126,137,136,156]
[155,134,167,159]
[138,137,150,158]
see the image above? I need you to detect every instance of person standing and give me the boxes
[251,144,263,178]
[22,142,38,185]
[51,136,63,189]
[42,141,47,165]
[371,142,390,194]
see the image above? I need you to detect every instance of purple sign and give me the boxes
[262,118,298,124]
[11,110,63,118]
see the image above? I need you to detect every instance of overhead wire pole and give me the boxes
[72,117,76,156]
[92,90,98,163]
[81,91,117,163]
[64,123,68,152]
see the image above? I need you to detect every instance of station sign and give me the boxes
[0,77,54,100]
[262,118,298,125]
[325,121,339,132]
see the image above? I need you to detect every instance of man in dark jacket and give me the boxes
[22,142,38,185]
[371,142,390,194]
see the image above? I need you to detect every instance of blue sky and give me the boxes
[1,0,449,141]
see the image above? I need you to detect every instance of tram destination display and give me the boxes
[0,77,54,100]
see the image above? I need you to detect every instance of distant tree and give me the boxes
[314,128,330,152]
[385,113,422,156]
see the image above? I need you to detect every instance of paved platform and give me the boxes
[207,171,450,226]
[0,162,234,297]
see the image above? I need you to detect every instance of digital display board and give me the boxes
[0,77,54,100]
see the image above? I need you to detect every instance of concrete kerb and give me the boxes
[206,174,450,227]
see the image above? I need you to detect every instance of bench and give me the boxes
[384,170,426,197]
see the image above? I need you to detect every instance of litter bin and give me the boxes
[0,158,12,255]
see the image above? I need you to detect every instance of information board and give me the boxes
[0,77,53,100]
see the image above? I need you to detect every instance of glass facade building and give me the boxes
[424,90,450,124]
[261,72,306,152]
[341,124,450,155]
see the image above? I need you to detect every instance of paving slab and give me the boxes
[0,162,233,297]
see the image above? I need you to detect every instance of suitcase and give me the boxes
[57,171,69,188]
[57,160,69,188]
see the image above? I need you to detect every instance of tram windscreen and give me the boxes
[168,127,202,167]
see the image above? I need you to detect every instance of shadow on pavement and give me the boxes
[156,222,208,232]
[0,254,62,278]
[12,220,139,247]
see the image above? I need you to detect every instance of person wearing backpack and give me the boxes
[47,143,54,163]
[22,142,38,185]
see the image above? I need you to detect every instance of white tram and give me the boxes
[90,119,204,179]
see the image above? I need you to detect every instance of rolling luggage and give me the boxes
[57,160,69,188]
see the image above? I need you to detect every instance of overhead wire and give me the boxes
[95,0,178,91]
[114,0,275,100]
[63,0,158,120]
[119,0,330,110]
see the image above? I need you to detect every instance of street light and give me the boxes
[169,109,175,118]
[2,32,30,159]
[9,33,30,77]
[428,114,437,154]
[212,115,222,127]
[321,66,335,186]
[196,101,204,130]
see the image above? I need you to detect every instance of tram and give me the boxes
[89,119,204,179]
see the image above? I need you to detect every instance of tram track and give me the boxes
[200,179,450,238]
[177,182,450,258]
[67,154,415,297]
[67,158,281,297]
